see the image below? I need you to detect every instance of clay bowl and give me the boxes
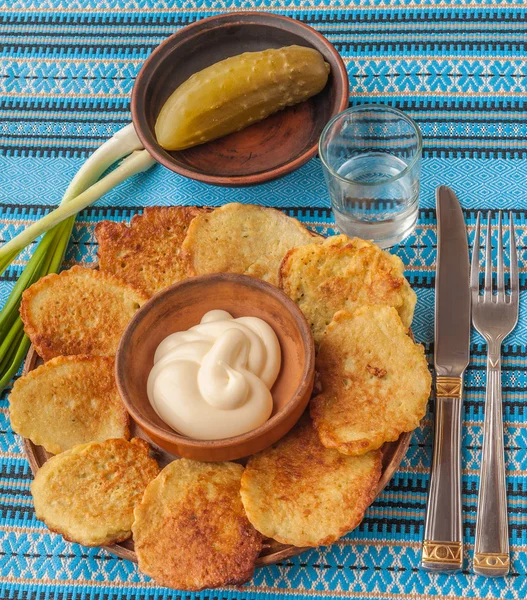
[116,274,315,461]
[131,12,349,187]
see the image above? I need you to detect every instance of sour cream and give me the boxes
[147,310,281,440]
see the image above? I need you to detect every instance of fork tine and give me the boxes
[509,211,519,301]
[470,212,482,296]
[484,211,493,297]
[497,211,505,299]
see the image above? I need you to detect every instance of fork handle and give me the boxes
[474,348,510,577]
[421,376,464,572]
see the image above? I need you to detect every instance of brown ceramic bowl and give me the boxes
[131,12,349,187]
[115,274,315,461]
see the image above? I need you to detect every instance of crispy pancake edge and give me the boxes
[278,234,416,343]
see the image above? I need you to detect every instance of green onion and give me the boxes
[0,124,156,392]
[0,150,155,262]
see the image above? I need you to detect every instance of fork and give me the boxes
[470,211,519,577]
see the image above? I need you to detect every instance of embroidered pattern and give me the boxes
[1,3,527,600]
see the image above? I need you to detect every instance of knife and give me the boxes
[421,186,471,573]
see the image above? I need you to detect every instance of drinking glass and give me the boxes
[319,104,422,248]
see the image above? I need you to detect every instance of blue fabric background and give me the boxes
[1,2,527,599]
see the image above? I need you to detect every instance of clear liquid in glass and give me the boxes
[330,152,419,248]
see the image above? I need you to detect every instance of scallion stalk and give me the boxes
[0,331,30,390]
[0,150,155,263]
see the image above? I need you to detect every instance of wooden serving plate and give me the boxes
[22,345,411,567]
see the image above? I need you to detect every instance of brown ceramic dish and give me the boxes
[131,12,349,187]
[115,274,315,462]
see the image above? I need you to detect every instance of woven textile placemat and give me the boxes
[1,2,526,599]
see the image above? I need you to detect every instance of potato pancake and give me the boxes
[182,203,319,286]
[240,416,382,547]
[31,438,159,546]
[96,206,205,296]
[9,355,129,454]
[20,266,148,360]
[133,459,262,590]
[279,234,416,343]
[310,306,431,455]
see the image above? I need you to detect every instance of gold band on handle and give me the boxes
[436,376,463,399]
[474,553,510,570]
[422,541,462,565]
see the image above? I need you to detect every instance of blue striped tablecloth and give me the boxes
[1,2,526,599]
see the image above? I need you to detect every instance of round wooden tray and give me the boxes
[22,347,411,567]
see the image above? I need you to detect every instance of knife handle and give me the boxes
[421,375,464,572]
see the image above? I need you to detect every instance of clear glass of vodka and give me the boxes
[319,104,422,248]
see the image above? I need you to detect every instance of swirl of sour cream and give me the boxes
[147,310,281,440]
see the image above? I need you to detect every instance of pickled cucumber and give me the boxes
[155,45,330,151]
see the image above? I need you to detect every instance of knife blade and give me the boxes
[435,186,471,376]
[421,185,470,573]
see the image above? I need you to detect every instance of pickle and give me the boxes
[155,45,330,151]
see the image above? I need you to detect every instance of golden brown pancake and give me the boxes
[240,416,382,547]
[9,355,129,454]
[279,234,416,343]
[31,438,159,546]
[96,206,205,296]
[310,306,431,455]
[132,459,262,590]
[181,202,319,286]
[20,265,148,360]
